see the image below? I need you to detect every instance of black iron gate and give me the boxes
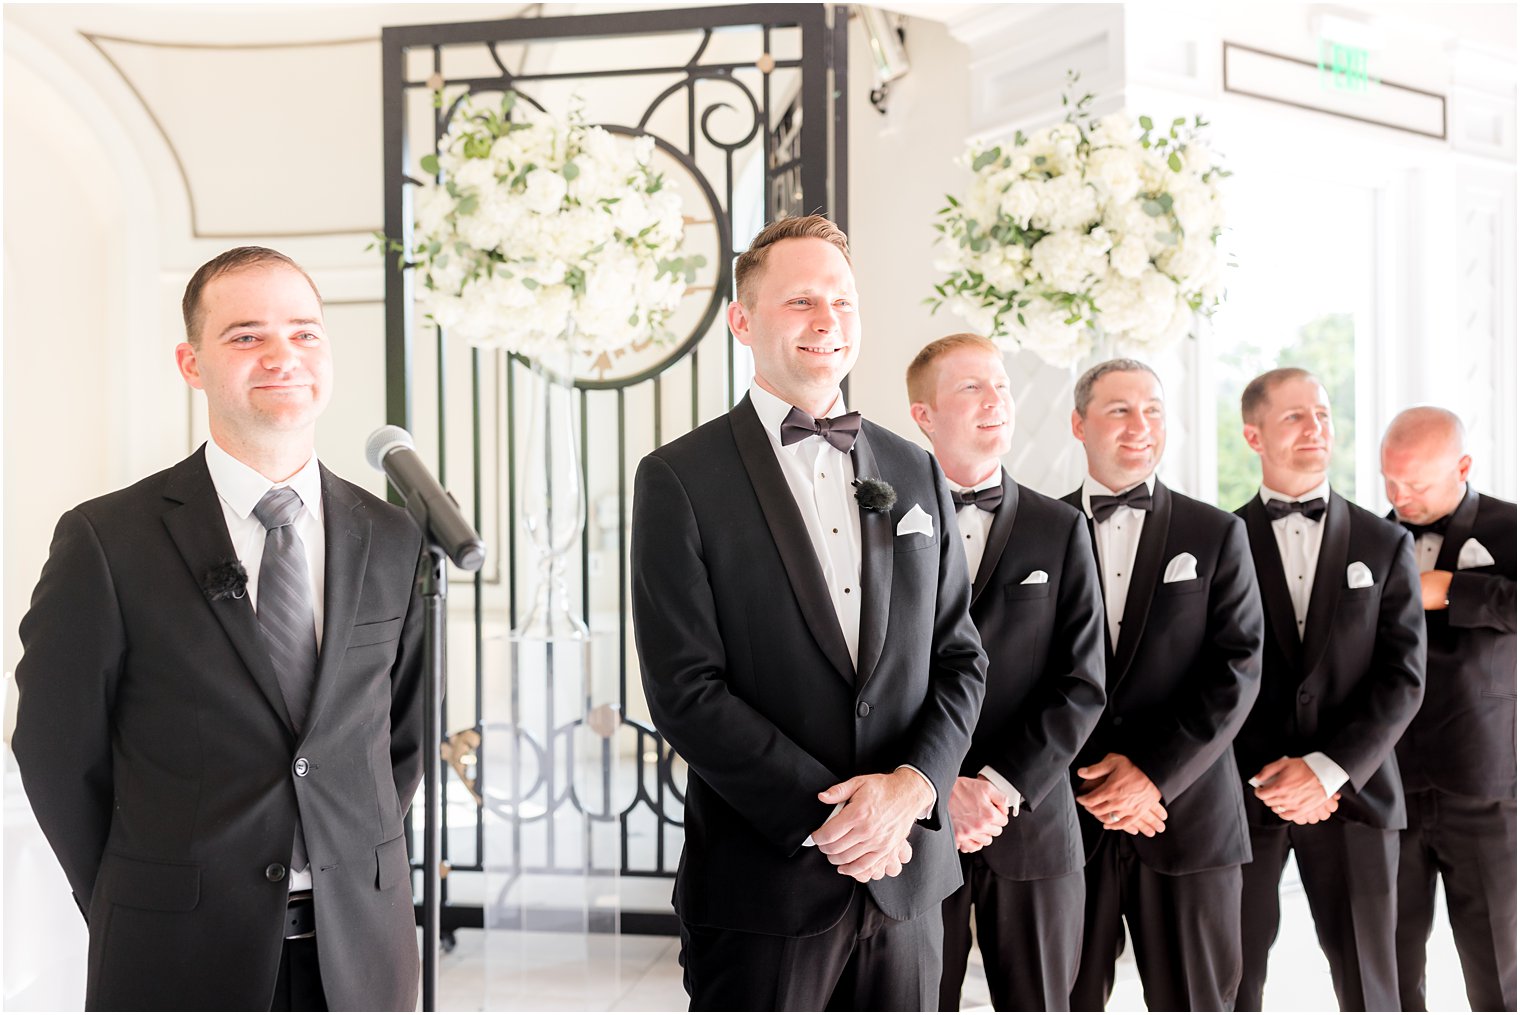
[381,3,849,935]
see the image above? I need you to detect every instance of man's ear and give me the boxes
[727,300,752,348]
[909,401,934,439]
[1242,423,1263,455]
[1070,409,1085,443]
[1456,454,1473,483]
[176,342,205,390]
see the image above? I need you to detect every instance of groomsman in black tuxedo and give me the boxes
[1381,406,1516,1012]
[1232,367,1426,1011]
[1062,359,1264,1012]
[630,216,986,1011]
[905,334,1106,1011]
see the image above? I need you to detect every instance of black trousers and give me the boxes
[1397,789,1517,1012]
[1238,819,1398,1012]
[679,888,943,1012]
[1071,831,1243,1012]
[940,853,1083,1011]
[271,936,327,1012]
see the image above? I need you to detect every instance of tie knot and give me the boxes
[779,406,862,454]
[1264,496,1327,523]
[952,486,1003,513]
[253,486,304,531]
[1089,484,1152,524]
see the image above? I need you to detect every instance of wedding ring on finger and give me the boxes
[1109,811,1119,823]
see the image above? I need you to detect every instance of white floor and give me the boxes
[432,868,1474,1012]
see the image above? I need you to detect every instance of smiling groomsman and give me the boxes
[1381,406,1516,1013]
[1063,359,1264,1012]
[630,216,986,1011]
[1231,367,1425,1012]
[906,335,1106,1011]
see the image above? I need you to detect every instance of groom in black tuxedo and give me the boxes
[631,216,986,1011]
[12,247,426,1010]
[905,334,1105,1012]
[1062,359,1264,1012]
[1231,367,1425,1011]
[1382,406,1516,1012]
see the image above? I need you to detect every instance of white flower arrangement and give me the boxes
[930,77,1229,368]
[403,92,704,361]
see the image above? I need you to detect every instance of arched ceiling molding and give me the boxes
[83,31,386,239]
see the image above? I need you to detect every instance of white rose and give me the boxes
[998,179,1041,229]
[1087,146,1143,206]
[524,168,569,215]
[1030,229,1106,292]
[1033,174,1099,232]
[1109,234,1150,279]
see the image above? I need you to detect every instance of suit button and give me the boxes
[265,863,286,882]
[857,701,871,718]
[1112,715,1124,726]
[294,757,310,777]
[1298,692,1312,705]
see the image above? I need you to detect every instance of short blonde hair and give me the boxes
[733,214,850,306]
[1241,367,1315,425]
[905,333,1001,405]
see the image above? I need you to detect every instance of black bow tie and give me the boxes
[1264,497,1327,523]
[779,406,862,454]
[953,486,1003,513]
[1089,485,1152,523]
[1401,515,1451,540]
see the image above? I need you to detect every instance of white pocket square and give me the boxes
[1346,561,1375,589]
[1163,552,1198,583]
[896,504,933,538]
[1458,537,1496,570]
[1020,570,1049,585]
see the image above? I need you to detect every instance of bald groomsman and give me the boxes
[1232,367,1425,1011]
[1382,406,1516,1012]
[1063,358,1263,1012]
[907,334,1106,1011]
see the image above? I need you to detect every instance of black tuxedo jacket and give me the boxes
[1234,490,1426,829]
[1062,480,1263,875]
[963,473,1106,881]
[12,447,425,1011]
[630,396,987,937]
[1393,486,1516,800]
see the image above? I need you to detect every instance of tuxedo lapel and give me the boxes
[1110,481,1171,685]
[971,473,1018,607]
[1300,490,1351,678]
[852,427,891,689]
[729,397,854,685]
[1242,498,1303,667]
[161,448,295,735]
[1433,485,1480,573]
[299,469,372,741]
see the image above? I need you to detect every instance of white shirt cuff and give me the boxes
[802,802,844,848]
[897,764,937,819]
[977,766,1023,817]
[1302,752,1349,797]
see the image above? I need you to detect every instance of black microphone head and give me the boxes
[366,425,414,472]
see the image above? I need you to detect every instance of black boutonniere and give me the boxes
[203,559,248,601]
[853,477,897,512]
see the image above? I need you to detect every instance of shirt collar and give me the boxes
[1258,478,1331,513]
[204,437,324,524]
[748,381,848,454]
[1081,472,1155,519]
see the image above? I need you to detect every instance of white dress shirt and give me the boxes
[1081,473,1156,649]
[1256,480,1348,798]
[948,467,1026,816]
[204,438,325,890]
[953,467,1002,582]
[747,384,935,837]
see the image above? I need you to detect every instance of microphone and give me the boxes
[366,426,486,572]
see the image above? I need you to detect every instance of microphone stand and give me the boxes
[418,541,447,1013]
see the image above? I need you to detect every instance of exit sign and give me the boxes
[1318,38,1381,93]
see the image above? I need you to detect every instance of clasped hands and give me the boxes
[1075,753,1168,836]
[1251,756,1340,824]
[949,775,1010,853]
[809,769,933,883]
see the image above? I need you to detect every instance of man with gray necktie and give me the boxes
[12,246,427,1010]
